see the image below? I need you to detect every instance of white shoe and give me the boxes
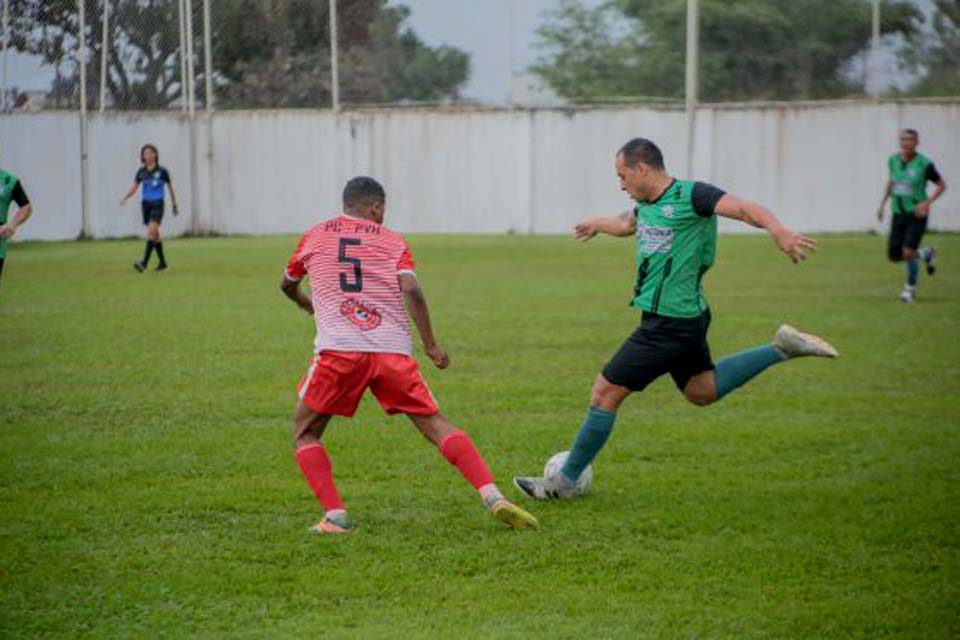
[900,285,916,303]
[513,474,576,501]
[772,324,839,359]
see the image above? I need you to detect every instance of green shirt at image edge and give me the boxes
[0,169,26,259]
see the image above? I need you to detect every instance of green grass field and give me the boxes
[1,233,958,639]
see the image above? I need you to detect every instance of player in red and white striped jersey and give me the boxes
[281,176,538,533]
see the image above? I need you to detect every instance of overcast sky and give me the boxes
[394,0,606,104]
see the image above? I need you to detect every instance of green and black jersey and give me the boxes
[0,170,30,259]
[631,179,725,319]
[888,152,941,216]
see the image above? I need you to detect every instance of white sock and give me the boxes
[325,508,347,521]
[478,483,503,506]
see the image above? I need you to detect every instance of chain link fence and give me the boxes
[2,0,205,112]
[530,0,960,105]
[206,0,471,109]
[99,0,191,110]
[5,0,82,110]
[2,0,958,113]
[2,0,480,112]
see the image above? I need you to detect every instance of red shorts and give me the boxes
[297,351,439,417]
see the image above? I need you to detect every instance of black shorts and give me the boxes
[602,310,715,392]
[141,201,164,226]
[888,214,927,260]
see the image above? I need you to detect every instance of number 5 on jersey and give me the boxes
[339,238,363,292]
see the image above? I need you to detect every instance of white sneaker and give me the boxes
[513,474,577,501]
[900,285,916,303]
[772,324,839,359]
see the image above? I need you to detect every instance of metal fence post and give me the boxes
[203,0,212,111]
[99,0,108,111]
[185,0,199,234]
[78,0,90,238]
[203,0,214,233]
[185,0,195,115]
[1,0,9,111]
[178,0,187,112]
[684,0,699,178]
[329,0,339,111]
[867,0,882,98]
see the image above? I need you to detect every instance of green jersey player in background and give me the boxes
[515,138,838,500]
[876,128,947,303]
[0,160,34,291]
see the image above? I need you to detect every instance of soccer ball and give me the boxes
[543,451,593,496]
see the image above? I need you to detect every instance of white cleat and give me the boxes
[513,475,577,501]
[772,324,839,359]
[900,285,916,303]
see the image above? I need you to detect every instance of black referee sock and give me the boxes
[155,241,166,266]
[142,240,155,266]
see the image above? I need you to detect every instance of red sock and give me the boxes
[438,429,495,490]
[295,443,344,512]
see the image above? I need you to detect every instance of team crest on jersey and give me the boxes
[340,298,382,330]
[660,205,675,218]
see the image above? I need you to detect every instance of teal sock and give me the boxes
[560,407,617,483]
[906,259,919,286]
[714,345,786,400]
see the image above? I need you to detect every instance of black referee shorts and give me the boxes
[602,310,715,393]
[888,214,927,261]
[141,200,164,226]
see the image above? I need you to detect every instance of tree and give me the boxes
[9,0,469,109]
[530,1,648,102]
[902,0,960,96]
[215,1,469,107]
[364,5,470,103]
[532,0,923,102]
[11,0,184,109]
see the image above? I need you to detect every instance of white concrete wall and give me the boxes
[367,109,533,233]
[0,112,83,240]
[705,102,960,234]
[531,108,686,233]
[86,113,197,239]
[2,101,957,241]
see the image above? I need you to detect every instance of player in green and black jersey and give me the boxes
[876,129,947,303]
[515,138,838,500]
[0,166,33,291]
